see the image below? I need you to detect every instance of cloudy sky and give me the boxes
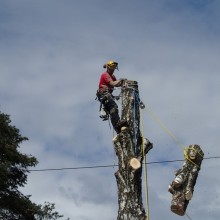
[1,0,220,219]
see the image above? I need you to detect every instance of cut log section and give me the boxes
[129,158,141,170]
[168,144,204,216]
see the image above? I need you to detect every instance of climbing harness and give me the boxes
[96,90,109,120]
[96,89,121,121]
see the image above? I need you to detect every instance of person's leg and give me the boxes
[109,99,120,133]
[104,95,120,133]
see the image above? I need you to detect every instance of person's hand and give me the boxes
[118,78,127,86]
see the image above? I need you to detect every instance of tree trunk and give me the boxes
[168,144,204,216]
[112,80,152,220]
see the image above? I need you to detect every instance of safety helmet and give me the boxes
[104,60,118,70]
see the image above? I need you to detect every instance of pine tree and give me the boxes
[0,111,67,220]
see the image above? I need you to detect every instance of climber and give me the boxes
[96,60,126,133]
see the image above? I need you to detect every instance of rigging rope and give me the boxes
[140,108,150,220]
[144,105,185,149]
[143,105,205,168]
[141,103,205,220]
[117,86,204,219]
[133,90,138,154]
[130,87,150,219]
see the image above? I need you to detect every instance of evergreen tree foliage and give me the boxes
[0,111,68,220]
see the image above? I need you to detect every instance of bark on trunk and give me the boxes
[168,144,204,216]
[112,80,152,220]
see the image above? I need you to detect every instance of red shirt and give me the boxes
[99,72,116,93]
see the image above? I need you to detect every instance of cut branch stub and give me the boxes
[129,158,141,170]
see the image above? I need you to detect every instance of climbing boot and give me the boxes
[100,114,109,121]
[99,108,109,121]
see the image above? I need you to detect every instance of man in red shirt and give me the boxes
[97,60,125,133]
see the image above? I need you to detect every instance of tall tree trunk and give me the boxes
[113,80,152,220]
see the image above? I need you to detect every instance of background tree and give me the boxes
[0,111,68,220]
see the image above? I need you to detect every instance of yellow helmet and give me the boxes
[104,60,118,70]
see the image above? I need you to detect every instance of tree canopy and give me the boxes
[0,111,68,220]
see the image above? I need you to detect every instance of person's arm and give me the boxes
[109,80,122,87]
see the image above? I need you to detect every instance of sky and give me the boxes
[0,0,220,219]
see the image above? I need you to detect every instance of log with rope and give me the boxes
[168,144,204,216]
[112,80,153,220]
[142,105,205,217]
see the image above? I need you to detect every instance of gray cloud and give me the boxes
[1,0,220,219]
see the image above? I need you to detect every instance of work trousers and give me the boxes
[97,91,120,133]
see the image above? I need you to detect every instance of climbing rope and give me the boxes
[118,84,195,219]
[119,84,199,219]
[129,87,150,219]
[141,102,206,220]
[140,108,150,220]
[133,90,138,155]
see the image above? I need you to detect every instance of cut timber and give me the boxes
[113,79,153,220]
[168,144,204,216]
[129,158,141,170]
